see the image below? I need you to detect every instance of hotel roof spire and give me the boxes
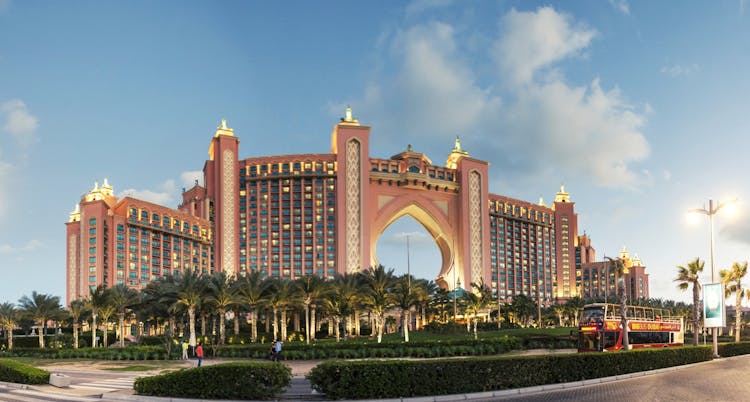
[554,183,570,203]
[214,117,234,137]
[446,135,469,169]
[340,105,360,125]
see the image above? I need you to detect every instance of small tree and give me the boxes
[0,302,19,350]
[720,261,750,342]
[675,258,704,346]
[67,300,86,349]
[18,291,63,348]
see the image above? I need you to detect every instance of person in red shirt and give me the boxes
[195,343,204,367]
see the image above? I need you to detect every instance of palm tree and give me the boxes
[510,294,536,327]
[393,274,419,342]
[205,271,237,345]
[463,281,492,339]
[169,269,205,347]
[266,278,298,342]
[98,304,116,348]
[606,257,630,350]
[720,261,749,342]
[361,266,396,343]
[295,275,329,344]
[675,258,705,346]
[236,271,268,342]
[18,292,63,348]
[86,285,108,347]
[0,302,19,350]
[67,300,86,349]
[108,284,141,347]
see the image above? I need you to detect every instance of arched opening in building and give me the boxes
[374,215,442,283]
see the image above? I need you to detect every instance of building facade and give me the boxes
[66,108,649,305]
[66,180,212,303]
[579,246,650,301]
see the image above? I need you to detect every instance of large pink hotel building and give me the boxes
[66,108,626,305]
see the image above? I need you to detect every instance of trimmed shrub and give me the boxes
[718,342,750,357]
[308,346,713,400]
[0,346,168,360]
[134,362,291,400]
[0,359,50,385]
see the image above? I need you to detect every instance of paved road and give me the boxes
[9,355,750,401]
[479,355,750,402]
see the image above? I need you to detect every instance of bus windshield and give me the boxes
[580,305,605,324]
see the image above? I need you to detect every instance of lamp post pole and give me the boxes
[690,198,736,358]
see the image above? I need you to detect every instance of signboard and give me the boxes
[628,321,681,332]
[703,283,726,328]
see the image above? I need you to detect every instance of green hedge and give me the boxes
[718,342,750,357]
[0,346,169,360]
[134,362,291,400]
[0,359,50,385]
[308,346,713,399]
[214,337,521,360]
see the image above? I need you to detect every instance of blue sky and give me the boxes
[1,0,749,306]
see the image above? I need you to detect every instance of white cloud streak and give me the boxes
[608,0,630,15]
[355,6,650,189]
[1,99,39,147]
[0,239,42,254]
[660,63,700,77]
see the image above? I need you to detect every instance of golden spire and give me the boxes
[214,117,234,137]
[538,196,546,207]
[340,105,360,125]
[69,204,81,222]
[446,135,469,169]
[554,183,570,203]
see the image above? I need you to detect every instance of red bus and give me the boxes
[577,303,684,352]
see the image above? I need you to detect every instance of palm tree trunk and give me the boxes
[91,314,98,348]
[311,306,317,340]
[219,308,226,345]
[200,313,207,337]
[272,307,279,341]
[736,289,742,343]
[251,309,258,342]
[38,321,45,349]
[304,304,311,345]
[619,280,629,350]
[294,311,300,332]
[473,317,478,340]
[281,309,288,341]
[119,314,126,347]
[377,313,384,343]
[401,310,409,342]
[234,308,240,336]
[188,306,197,347]
[7,327,12,350]
[73,323,79,349]
[334,317,341,342]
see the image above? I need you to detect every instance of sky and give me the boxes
[1,0,750,306]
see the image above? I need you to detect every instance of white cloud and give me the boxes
[119,179,176,206]
[355,6,650,189]
[660,63,700,77]
[493,7,596,86]
[1,99,39,147]
[608,0,630,15]
[0,239,42,254]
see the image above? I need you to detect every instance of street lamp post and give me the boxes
[536,280,543,328]
[690,198,736,358]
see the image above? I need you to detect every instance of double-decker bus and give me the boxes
[577,303,684,352]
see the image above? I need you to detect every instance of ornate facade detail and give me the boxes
[68,234,79,300]
[345,139,362,273]
[222,149,236,277]
[468,171,483,285]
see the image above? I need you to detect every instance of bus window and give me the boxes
[578,331,599,351]
[603,331,617,350]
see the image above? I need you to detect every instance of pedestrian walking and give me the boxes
[273,339,282,361]
[181,340,189,360]
[195,343,204,367]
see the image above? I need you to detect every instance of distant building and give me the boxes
[66,180,212,303]
[65,108,647,305]
[579,246,650,301]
